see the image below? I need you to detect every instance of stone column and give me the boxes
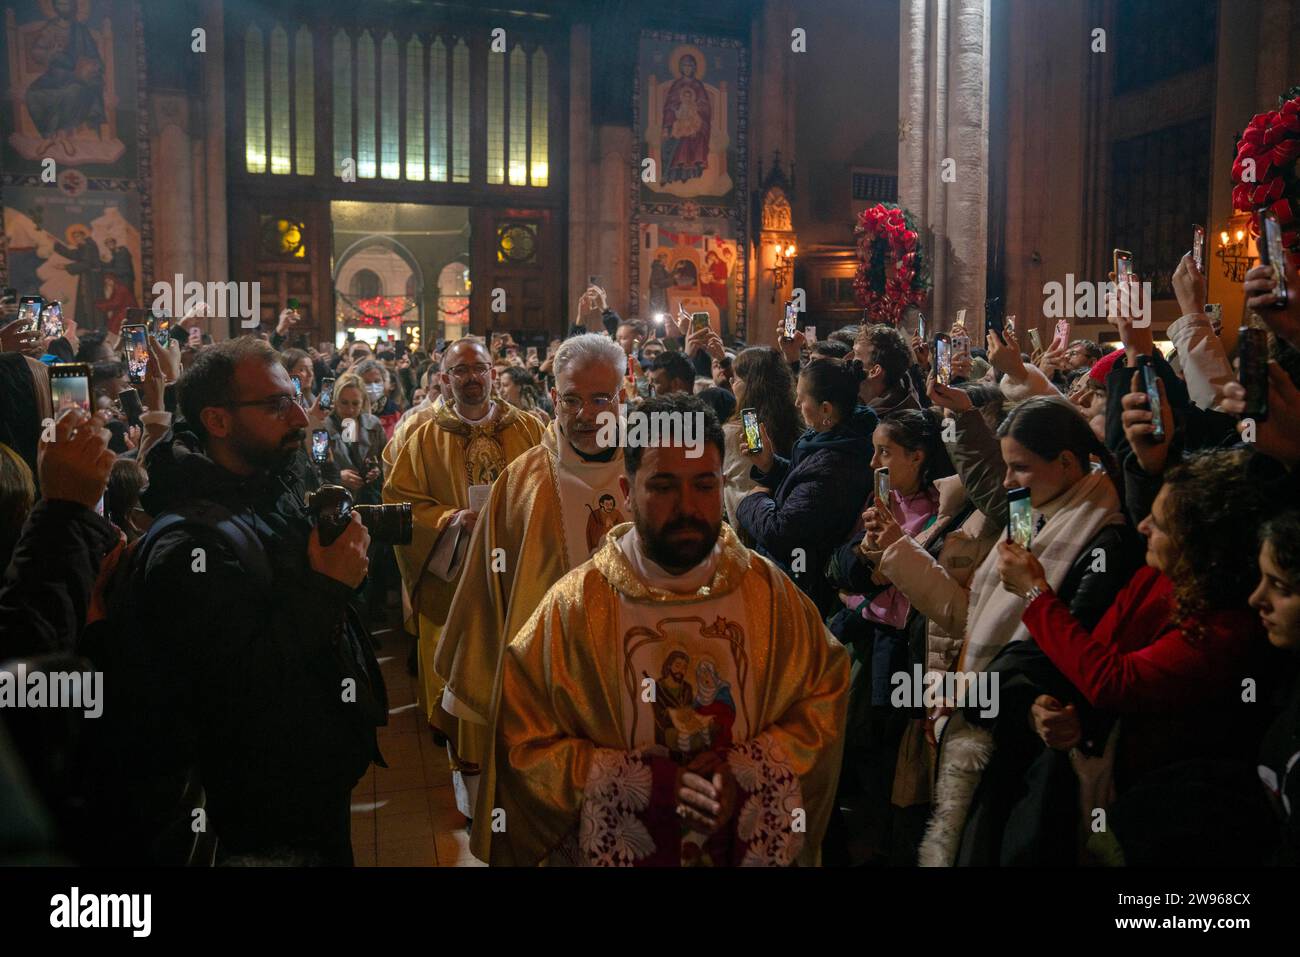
[201,0,228,288]
[151,93,196,296]
[568,22,592,321]
[898,0,990,332]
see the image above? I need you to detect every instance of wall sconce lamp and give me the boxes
[767,242,797,302]
[1216,225,1256,283]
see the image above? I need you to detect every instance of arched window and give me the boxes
[352,269,382,299]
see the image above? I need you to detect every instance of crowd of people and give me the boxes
[1,246,1298,868]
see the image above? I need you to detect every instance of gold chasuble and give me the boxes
[435,422,626,810]
[381,396,440,472]
[481,523,849,866]
[383,399,543,733]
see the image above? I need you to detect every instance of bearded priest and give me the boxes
[483,393,849,866]
[382,337,543,811]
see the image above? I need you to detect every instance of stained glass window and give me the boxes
[333,30,352,177]
[269,27,291,174]
[429,38,447,182]
[509,45,527,185]
[244,26,266,173]
[405,36,425,181]
[294,26,315,175]
[530,49,548,187]
[356,31,376,178]
[452,39,470,183]
[487,47,505,184]
[380,33,400,179]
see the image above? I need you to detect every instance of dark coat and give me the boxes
[112,430,387,861]
[735,405,878,615]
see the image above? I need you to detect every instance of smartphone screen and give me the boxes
[311,429,330,464]
[1205,303,1222,336]
[1007,488,1034,548]
[874,467,890,505]
[122,324,149,383]
[741,408,762,453]
[805,325,817,344]
[1114,249,1134,284]
[783,301,797,339]
[692,311,711,334]
[153,316,171,346]
[917,312,928,342]
[1054,319,1070,350]
[318,377,335,411]
[1260,213,1289,306]
[1192,225,1206,273]
[1028,328,1043,353]
[18,296,42,330]
[935,336,952,386]
[1137,355,1165,442]
[118,387,143,426]
[1239,326,1270,421]
[50,363,92,414]
[40,301,64,340]
[287,297,300,311]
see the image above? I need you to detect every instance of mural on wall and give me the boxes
[632,30,747,337]
[638,217,738,333]
[0,0,151,331]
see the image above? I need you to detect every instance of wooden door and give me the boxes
[469,207,561,337]
[229,196,332,343]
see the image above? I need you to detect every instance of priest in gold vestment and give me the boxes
[482,393,849,866]
[436,334,630,842]
[382,339,542,794]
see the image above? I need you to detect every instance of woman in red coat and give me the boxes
[997,449,1268,772]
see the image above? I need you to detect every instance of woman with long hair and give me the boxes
[910,396,1144,866]
[721,346,801,523]
[735,357,876,616]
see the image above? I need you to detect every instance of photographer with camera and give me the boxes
[98,337,388,865]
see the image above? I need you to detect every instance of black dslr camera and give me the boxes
[306,484,413,547]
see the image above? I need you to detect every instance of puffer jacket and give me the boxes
[874,475,1001,677]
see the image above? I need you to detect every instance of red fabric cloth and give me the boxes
[1087,346,1126,383]
[1022,565,1258,711]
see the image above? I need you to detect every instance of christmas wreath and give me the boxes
[853,202,929,324]
[1232,86,1300,260]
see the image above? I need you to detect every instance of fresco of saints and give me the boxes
[660,54,711,186]
[24,0,107,157]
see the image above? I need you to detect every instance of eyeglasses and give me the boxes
[446,363,491,380]
[223,394,298,419]
[557,393,616,414]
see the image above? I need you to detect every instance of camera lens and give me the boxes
[353,503,413,546]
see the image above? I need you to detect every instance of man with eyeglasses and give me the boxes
[383,337,543,815]
[102,336,387,865]
[433,334,631,849]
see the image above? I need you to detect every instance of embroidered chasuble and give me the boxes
[435,421,626,824]
[383,398,543,734]
[481,522,849,866]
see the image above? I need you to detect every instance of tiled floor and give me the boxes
[350,627,485,867]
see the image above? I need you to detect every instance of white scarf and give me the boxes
[958,470,1124,674]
